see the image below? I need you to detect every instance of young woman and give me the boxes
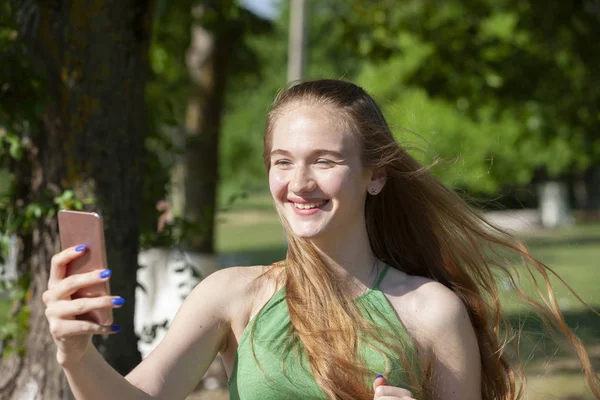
[44,79,598,400]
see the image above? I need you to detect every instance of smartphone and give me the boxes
[57,210,113,326]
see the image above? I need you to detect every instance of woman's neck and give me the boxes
[310,223,380,289]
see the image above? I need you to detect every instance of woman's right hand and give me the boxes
[43,245,123,367]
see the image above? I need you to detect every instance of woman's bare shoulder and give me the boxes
[192,264,283,319]
[388,272,482,395]
[203,265,274,285]
[382,268,464,318]
[381,268,471,341]
[192,264,274,296]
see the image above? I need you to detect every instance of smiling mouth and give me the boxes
[293,200,329,210]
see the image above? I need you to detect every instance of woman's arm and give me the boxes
[123,268,236,398]
[47,246,243,400]
[63,346,152,400]
[414,282,482,400]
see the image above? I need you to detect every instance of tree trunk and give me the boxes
[0,108,70,399]
[182,4,238,253]
[583,165,600,212]
[168,3,241,393]
[538,180,572,228]
[0,1,154,398]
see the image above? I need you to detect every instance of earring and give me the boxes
[370,188,377,195]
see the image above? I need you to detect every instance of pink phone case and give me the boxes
[58,210,113,326]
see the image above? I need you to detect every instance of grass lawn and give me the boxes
[215,192,286,267]
[500,225,600,399]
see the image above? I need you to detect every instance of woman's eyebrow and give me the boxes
[270,149,292,157]
[313,149,345,159]
[270,149,345,159]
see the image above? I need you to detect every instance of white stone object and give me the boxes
[135,248,218,358]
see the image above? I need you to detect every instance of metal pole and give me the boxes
[287,0,306,82]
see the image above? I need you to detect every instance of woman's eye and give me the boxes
[316,159,335,167]
[274,160,291,167]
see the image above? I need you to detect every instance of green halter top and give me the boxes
[227,265,418,399]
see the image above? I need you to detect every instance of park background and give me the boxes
[0,0,599,399]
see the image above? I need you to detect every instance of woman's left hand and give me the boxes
[373,374,416,399]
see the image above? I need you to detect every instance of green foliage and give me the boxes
[138,2,193,249]
[0,282,29,357]
[368,87,526,192]
[317,0,600,189]
[0,3,41,232]
[53,190,93,212]
[0,0,47,245]
[0,297,10,326]
[218,0,369,192]
[140,0,275,248]
[219,0,600,195]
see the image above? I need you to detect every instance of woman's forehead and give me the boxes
[270,104,358,153]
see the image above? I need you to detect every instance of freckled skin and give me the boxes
[268,105,372,241]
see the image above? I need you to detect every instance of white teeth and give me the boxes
[294,200,326,210]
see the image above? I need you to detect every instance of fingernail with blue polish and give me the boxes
[75,245,87,252]
[111,325,121,332]
[112,297,125,306]
[375,374,384,380]
[100,269,112,279]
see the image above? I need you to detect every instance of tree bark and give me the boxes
[583,165,600,212]
[180,4,239,254]
[0,108,71,400]
[171,3,242,392]
[0,1,154,398]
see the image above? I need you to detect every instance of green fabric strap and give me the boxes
[228,265,418,399]
[372,263,390,290]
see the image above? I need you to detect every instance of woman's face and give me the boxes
[268,104,373,240]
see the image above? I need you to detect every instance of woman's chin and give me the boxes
[292,231,320,239]
[290,228,326,240]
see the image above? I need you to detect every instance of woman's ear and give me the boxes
[367,169,387,196]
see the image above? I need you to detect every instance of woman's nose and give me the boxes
[291,166,316,194]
